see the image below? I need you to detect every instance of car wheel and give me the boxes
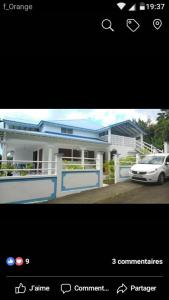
[158,173,165,185]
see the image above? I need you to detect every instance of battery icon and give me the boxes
[140,2,145,10]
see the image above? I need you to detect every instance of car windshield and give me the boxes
[139,156,165,165]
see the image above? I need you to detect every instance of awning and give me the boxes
[99,120,145,137]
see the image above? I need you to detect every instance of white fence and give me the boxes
[0,156,98,177]
[0,159,57,176]
[0,153,103,203]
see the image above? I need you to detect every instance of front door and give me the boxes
[39,149,43,170]
[38,149,43,174]
[33,151,38,170]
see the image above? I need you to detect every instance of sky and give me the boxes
[0,109,161,127]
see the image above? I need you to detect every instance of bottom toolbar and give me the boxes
[6,276,164,297]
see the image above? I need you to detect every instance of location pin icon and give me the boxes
[153,19,162,30]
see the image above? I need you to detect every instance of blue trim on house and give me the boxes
[45,131,107,143]
[13,198,50,204]
[61,170,100,192]
[0,176,57,204]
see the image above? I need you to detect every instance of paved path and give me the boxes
[47,179,169,204]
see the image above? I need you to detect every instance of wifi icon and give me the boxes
[117,2,126,10]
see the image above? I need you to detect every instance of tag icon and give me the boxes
[126,19,140,32]
[153,19,162,30]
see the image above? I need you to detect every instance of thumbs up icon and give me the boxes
[15,283,27,294]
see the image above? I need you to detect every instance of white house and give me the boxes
[0,119,146,171]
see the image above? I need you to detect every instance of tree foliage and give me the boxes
[134,109,169,149]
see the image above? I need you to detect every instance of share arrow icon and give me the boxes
[117,283,128,294]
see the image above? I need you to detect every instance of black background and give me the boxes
[0,0,169,298]
[1,0,168,56]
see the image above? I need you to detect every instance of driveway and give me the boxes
[47,179,169,204]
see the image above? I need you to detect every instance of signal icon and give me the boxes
[117,2,126,10]
[129,4,136,11]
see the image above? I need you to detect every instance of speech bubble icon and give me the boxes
[61,283,71,294]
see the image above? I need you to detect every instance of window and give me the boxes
[39,149,43,171]
[99,130,108,137]
[61,127,73,134]
[59,148,72,157]
[9,125,39,132]
[84,150,94,158]
[73,149,81,157]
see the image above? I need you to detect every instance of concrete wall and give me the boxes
[60,170,101,197]
[0,175,57,204]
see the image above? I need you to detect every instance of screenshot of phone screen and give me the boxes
[0,0,168,298]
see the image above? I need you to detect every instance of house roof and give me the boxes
[3,119,38,128]
[3,118,145,137]
[98,120,146,137]
[0,128,109,145]
[40,119,101,130]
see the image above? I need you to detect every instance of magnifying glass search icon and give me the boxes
[101,19,114,32]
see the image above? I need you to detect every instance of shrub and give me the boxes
[119,156,136,165]
[103,160,115,184]
[140,148,150,155]
[0,162,15,176]
[19,163,34,176]
[63,160,83,170]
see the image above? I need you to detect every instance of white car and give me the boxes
[129,153,169,185]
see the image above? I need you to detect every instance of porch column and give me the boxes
[2,143,7,161]
[114,154,120,184]
[107,151,111,161]
[136,153,140,164]
[81,148,85,169]
[140,134,143,149]
[108,128,111,143]
[96,151,103,187]
[105,151,111,161]
[54,153,63,197]
[48,147,53,175]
